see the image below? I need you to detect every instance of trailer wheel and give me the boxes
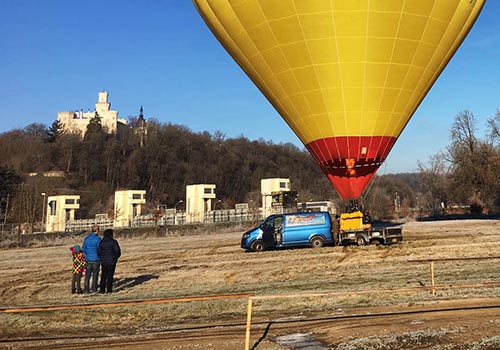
[356,235,367,246]
[310,236,324,248]
[251,240,266,252]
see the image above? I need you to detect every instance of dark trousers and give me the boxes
[100,264,116,293]
[72,273,82,292]
[84,261,100,293]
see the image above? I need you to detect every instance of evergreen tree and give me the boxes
[84,113,103,138]
[45,120,65,143]
[0,166,22,222]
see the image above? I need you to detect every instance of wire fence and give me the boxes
[53,209,261,233]
[2,209,266,235]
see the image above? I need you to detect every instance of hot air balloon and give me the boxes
[193,0,485,199]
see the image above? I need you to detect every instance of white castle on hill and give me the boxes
[57,91,128,136]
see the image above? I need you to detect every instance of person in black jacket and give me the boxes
[97,229,121,294]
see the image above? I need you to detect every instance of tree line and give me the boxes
[1,109,499,231]
[417,110,500,215]
[0,116,338,228]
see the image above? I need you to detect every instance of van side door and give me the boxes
[274,215,283,245]
[261,215,275,247]
[261,215,283,247]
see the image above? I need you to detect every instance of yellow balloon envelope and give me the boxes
[193,0,485,199]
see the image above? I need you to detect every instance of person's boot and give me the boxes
[71,288,76,294]
[77,289,83,294]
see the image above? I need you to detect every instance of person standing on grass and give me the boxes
[332,214,341,246]
[97,229,121,294]
[70,245,86,294]
[82,224,101,293]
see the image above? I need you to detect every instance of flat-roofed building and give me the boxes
[45,195,80,232]
[114,190,146,228]
[261,178,290,217]
[186,184,216,223]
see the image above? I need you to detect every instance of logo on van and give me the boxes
[286,213,326,227]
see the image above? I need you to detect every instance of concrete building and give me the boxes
[57,91,127,136]
[45,195,80,232]
[261,178,291,217]
[114,190,146,228]
[186,184,216,224]
[298,201,337,215]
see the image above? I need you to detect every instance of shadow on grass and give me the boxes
[114,274,159,291]
[251,321,274,350]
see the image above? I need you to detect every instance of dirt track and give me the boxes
[4,298,500,349]
[1,219,500,349]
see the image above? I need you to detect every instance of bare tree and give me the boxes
[447,111,481,207]
[487,109,500,144]
[485,109,500,210]
[447,110,500,212]
[418,153,449,216]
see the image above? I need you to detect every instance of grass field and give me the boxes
[1,219,500,349]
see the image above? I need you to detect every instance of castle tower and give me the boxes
[95,91,111,115]
[136,106,147,147]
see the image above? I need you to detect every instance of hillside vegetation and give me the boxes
[2,108,500,229]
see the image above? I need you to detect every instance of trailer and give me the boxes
[337,210,403,246]
[339,226,403,246]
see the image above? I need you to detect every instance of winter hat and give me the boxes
[70,245,81,253]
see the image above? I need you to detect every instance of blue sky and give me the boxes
[0,1,498,174]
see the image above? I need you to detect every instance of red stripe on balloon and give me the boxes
[306,136,397,199]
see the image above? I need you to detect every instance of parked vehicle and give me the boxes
[241,212,333,252]
[241,209,403,252]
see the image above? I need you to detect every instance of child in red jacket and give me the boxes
[70,245,86,294]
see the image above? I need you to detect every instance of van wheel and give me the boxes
[252,240,266,252]
[356,235,367,246]
[310,236,324,248]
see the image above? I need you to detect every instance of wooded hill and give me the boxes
[0,118,346,223]
[2,109,500,226]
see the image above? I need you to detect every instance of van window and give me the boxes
[262,216,274,229]
[262,216,283,230]
[275,216,283,230]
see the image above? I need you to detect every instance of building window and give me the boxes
[132,194,142,200]
[49,201,57,216]
[279,182,287,189]
[204,188,212,194]
[65,199,75,205]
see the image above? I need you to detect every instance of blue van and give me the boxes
[241,212,333,252]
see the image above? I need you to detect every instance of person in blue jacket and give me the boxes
[82,224,102,293]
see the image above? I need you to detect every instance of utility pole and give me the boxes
[3,193,9,226]
[394,192,401,214]
[41,193,46,233]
